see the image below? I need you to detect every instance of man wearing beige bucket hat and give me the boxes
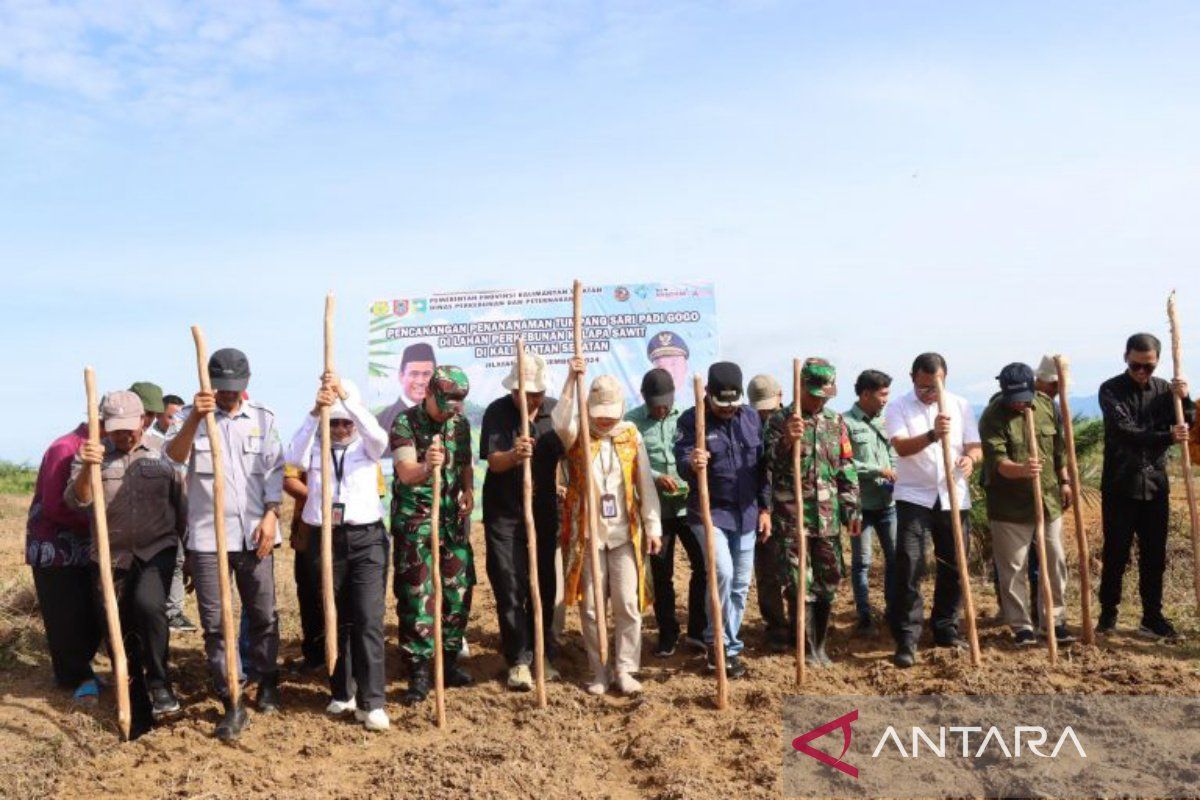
[555,359,662,695]
[479,350,566,691]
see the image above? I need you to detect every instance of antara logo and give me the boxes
[792,710,1088,778]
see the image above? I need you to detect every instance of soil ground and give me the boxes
[1,490,1198,799]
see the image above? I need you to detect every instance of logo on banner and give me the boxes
[793,709,859,778]
[393,299,429,318]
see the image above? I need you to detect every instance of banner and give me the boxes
[367,283,719,430]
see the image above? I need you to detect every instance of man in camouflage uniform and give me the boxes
[763,358,861,667]
[390,366,475,704]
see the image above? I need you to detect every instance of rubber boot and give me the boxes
[402,660,431,705]
[812,599,833,668]
[443,651,473,688]
[215,698,249,742]
[257,671,281,714]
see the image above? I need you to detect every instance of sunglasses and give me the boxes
[329,419,355,428]
[1128,362,1157,374]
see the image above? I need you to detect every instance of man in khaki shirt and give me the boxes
[67,390,186,737]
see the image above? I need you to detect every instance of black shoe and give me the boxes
[1138,617,1180,641]
[725,655,748,679]
[1095,610,1118,635]
[653,635,678,658]
[893,646,916,669]
[151,686,182,720]
[443,653,474,688]
[402,661,432,705]
[854,615,879,637]
[286,657,325,676]
[1053,625,1077,644]
[256,673,281,714]
[934,633,968,650]
[1014,629,1038,647]
[168,614,198,633]
[766,636,790,654]
[215,699,249,742]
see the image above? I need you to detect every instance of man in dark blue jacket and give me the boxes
[675,362,770,678]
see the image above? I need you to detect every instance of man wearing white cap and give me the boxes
[555,359,662,695]
[67,390,187,737]
[286,373,391,731]
[479,350,566,691]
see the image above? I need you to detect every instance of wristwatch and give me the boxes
[925,429,937,444]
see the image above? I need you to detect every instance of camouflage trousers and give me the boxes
[775,531,844,604]
[393,517,476,663]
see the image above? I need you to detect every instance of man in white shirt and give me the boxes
[286,375,391,732]
[884,353,982,668]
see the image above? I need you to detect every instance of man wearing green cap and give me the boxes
[390,365,475,704]
[763,358,861,667]
[129,382,165,444]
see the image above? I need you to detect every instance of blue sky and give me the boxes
[2,1,1199,462]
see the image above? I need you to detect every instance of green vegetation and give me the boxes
[0,461,36,495]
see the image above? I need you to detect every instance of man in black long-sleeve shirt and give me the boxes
[1097,333,1193,639]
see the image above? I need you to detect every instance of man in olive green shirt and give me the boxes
[626,368,705,656]
[843,370,898,635]
[978,363,1073,646]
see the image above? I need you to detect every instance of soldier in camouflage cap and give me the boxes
[390,365,476,704]
[763,358,861,667]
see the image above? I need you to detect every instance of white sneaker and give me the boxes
[507,664,533,692]
[356,708,390,731]
[585,669,609,696]
[615,673,643,696]
[326,697,357,715]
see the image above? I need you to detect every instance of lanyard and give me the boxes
[330,447,347,498]
[597,437,618,483]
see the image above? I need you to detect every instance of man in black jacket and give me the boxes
[1097,333,1193,639]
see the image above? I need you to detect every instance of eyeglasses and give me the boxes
[1128,362,1157,374]
[330,419,355,428]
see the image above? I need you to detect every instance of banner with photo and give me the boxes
[367,283,719,431]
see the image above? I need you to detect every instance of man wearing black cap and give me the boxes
[979,363,1073,646]
[626,368,706,656]
[674,362,770,678]
[166,347,285,741]
[377,342,437,434]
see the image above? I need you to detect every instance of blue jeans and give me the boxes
[852,506,897,622]
[692,525,756,657]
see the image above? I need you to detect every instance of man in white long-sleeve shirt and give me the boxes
[554,358,662,696]
[285,374,391,732]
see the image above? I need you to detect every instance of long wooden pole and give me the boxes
[1023,407,1059,664]
[934,376,982,665]
[1167,291,1200,609]
[516,338,547,708]
[693,375,729,710]
[430,434,446,729]
[191,326,240,707]
[84,369,131,740]
[573,280,607,668]
[793,359,806,686]
[1053,355,1095,645]
[320,292,338,675]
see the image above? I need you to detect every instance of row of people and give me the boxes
[24,331,1194,740]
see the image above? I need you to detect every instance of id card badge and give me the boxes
[331,503,346,526]
[600,493,618,519]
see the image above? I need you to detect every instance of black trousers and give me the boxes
[649,515,707,644]
[889,500,971,647]
[31,564,100,688]
[94,544,177,727]
[1099,493,1169,621]
[294,531,326,667]
[485,510,559,667]
[310,523,389,711]
[753,532,788,644]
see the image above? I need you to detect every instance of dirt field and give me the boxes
[2,489,1198,800]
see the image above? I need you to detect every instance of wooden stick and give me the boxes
[84,368,131,740]
[792,359,806,687]
[1168,291,1200,609]
[1053,355,1095,645]
[191,326,240,707]
[934,376,982,665]
[320,293,338,675]
[430,434,446,729]
[573,280,607,668]
[693,375,728,710]
[516,338,547,708]
[1023,407,1059,665]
